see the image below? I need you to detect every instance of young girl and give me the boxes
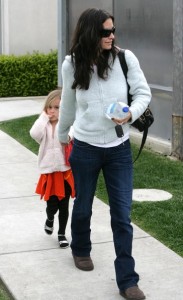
[30,89,75,249]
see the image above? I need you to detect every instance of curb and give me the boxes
[130,129,172,156]
[0,96,46,102]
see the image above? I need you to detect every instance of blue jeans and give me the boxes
[69,138,139,291]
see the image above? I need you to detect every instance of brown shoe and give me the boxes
[120,286,145,300]
[73,254,94,271]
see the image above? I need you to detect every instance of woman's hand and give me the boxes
[112,111,132,125]
[60,138,73,147]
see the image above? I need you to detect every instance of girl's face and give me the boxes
[100,18,115,50]
[46,97,60,123]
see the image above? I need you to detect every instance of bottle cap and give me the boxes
[122,107,129,113]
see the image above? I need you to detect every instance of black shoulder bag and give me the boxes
[118,49,154,162]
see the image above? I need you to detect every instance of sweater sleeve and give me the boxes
[58,56,76,143]
[29,112,49,144]
[124,50,152,123]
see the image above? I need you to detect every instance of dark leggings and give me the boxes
[46,181,71,235]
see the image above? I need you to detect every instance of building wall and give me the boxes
[114,0,173,142]
[1,0,57,55]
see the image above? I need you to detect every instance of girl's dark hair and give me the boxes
[70,8,117,90]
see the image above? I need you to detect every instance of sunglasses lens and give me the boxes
[101,27,115,37]
[112,27,115,34]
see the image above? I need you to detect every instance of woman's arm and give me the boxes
[124,50,152,124]
[58,57,76,143]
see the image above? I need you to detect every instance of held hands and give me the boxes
[60,134,72,147]
[112,111,132,125]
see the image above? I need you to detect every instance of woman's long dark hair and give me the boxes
[70,8,117,90]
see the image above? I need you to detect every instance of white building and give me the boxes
[0,0,57,55]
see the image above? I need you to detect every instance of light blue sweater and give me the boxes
[58,49,151,144]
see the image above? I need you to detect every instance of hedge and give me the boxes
[0,50,58,97]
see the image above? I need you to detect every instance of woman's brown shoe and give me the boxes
[120,286,145,300]
[72,254,94,271]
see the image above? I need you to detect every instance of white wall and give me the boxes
[2,0,57,55]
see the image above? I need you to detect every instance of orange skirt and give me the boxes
[35,170,75,201]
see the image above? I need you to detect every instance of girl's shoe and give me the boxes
[58,234,69,249]
[44,219,54,235]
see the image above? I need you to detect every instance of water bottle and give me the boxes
[106,102,129,119]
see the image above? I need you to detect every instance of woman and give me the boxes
[58,8,151,300]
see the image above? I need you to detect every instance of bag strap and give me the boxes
[118,49,148,162]
[133,126,148,162]
[117,49,132,106]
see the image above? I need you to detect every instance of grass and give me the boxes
[0,281,12,300]
[0,115,183,261]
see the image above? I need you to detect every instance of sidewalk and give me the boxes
[0,98,183,300]
[0,97,45,121]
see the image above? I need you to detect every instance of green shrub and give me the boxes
[0,51,58,97]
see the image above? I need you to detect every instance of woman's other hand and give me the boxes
[112,111,132,125]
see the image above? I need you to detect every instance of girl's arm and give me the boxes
[30,112,49,144]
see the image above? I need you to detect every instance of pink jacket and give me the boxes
[30,112,73,174]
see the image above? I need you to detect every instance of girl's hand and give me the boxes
[42,111,52,119]
[47,113,53,120]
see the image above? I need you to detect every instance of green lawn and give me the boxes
[0,282,12,300]
[0,115,183,261]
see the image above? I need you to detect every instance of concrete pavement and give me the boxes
[0,96,45,121]
[0,97,183,300]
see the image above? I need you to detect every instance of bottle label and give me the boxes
[106,102,129,119]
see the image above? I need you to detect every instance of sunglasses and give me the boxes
[100,26,116,38]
